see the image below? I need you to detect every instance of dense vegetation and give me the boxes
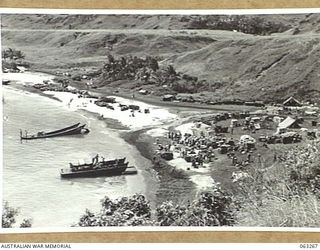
[76,140,320,227]
[1,48,29,72]
[2,48,25,61]
[98,55,207,94]
[186,15,291,35]
[2,14,295,35]
[2,202,32,228]
[235,141,320,227]
[76,188,235,227]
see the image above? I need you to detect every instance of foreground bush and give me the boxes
[234,140,320,227]
[76,189,235,227]
[2,201,32,228]
[156,189,235,226]
[237,191,320,227]
[77,194,153,226]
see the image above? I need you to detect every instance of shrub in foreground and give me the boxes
[234,141,320,227]
[76,189,235,227]
[2,201,32,228]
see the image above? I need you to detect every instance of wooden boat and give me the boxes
[60,157,129,178]
[20,123,89,140]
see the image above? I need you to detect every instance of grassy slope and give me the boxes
[3,14,319,31]
[2,14,320,102]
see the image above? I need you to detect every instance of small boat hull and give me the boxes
[21,123,89,140]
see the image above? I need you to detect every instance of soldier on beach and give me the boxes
[232,156,237,165]
[257,153,261,164]
[92,154,99,164]
[230,125,234,135]
[247,152,251,163]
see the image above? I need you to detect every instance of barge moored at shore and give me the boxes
[60,156,137,178]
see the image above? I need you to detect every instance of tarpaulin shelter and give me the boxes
[278,116,301,129]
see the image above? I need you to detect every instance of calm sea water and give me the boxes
[3,86,158,227]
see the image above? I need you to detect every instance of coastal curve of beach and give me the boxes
[3,71,217,201]
[43,91,178,130]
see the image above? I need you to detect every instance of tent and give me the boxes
[281,131,299,137]
[283,96,302,107]
[162,94,175,101]
[230,119,239,126]
[139,89,148,95]
[305,110,317,116]
[191,122,211,137]
[240,135,256,144]
[273,116,282,124]
[251,117,261,122]
[278,116,301,129]
[194,122,210,129]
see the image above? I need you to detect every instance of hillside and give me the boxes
[2,13,320,103]
[3,14,320,33]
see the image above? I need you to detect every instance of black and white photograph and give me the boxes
[1,10,320,230]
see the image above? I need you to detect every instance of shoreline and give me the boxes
[121,128,199,205]
[6,70,245,202]
[3,85,161,227]
[8,83,131,131]
[1,70,258,113]
[3,73,200,205]
[41,90,178,131]
[89,86,260,113]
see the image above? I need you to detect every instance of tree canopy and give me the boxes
[2,48,25,61]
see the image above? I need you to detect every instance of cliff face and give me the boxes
[2,14,320,102]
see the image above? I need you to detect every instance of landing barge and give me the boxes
[60,156,137,178]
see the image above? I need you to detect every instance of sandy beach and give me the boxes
[43,91,178,130]
[2,71,54,85]
[3,13,320,230]
[3,71,214,204]
[42,90,217,191]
